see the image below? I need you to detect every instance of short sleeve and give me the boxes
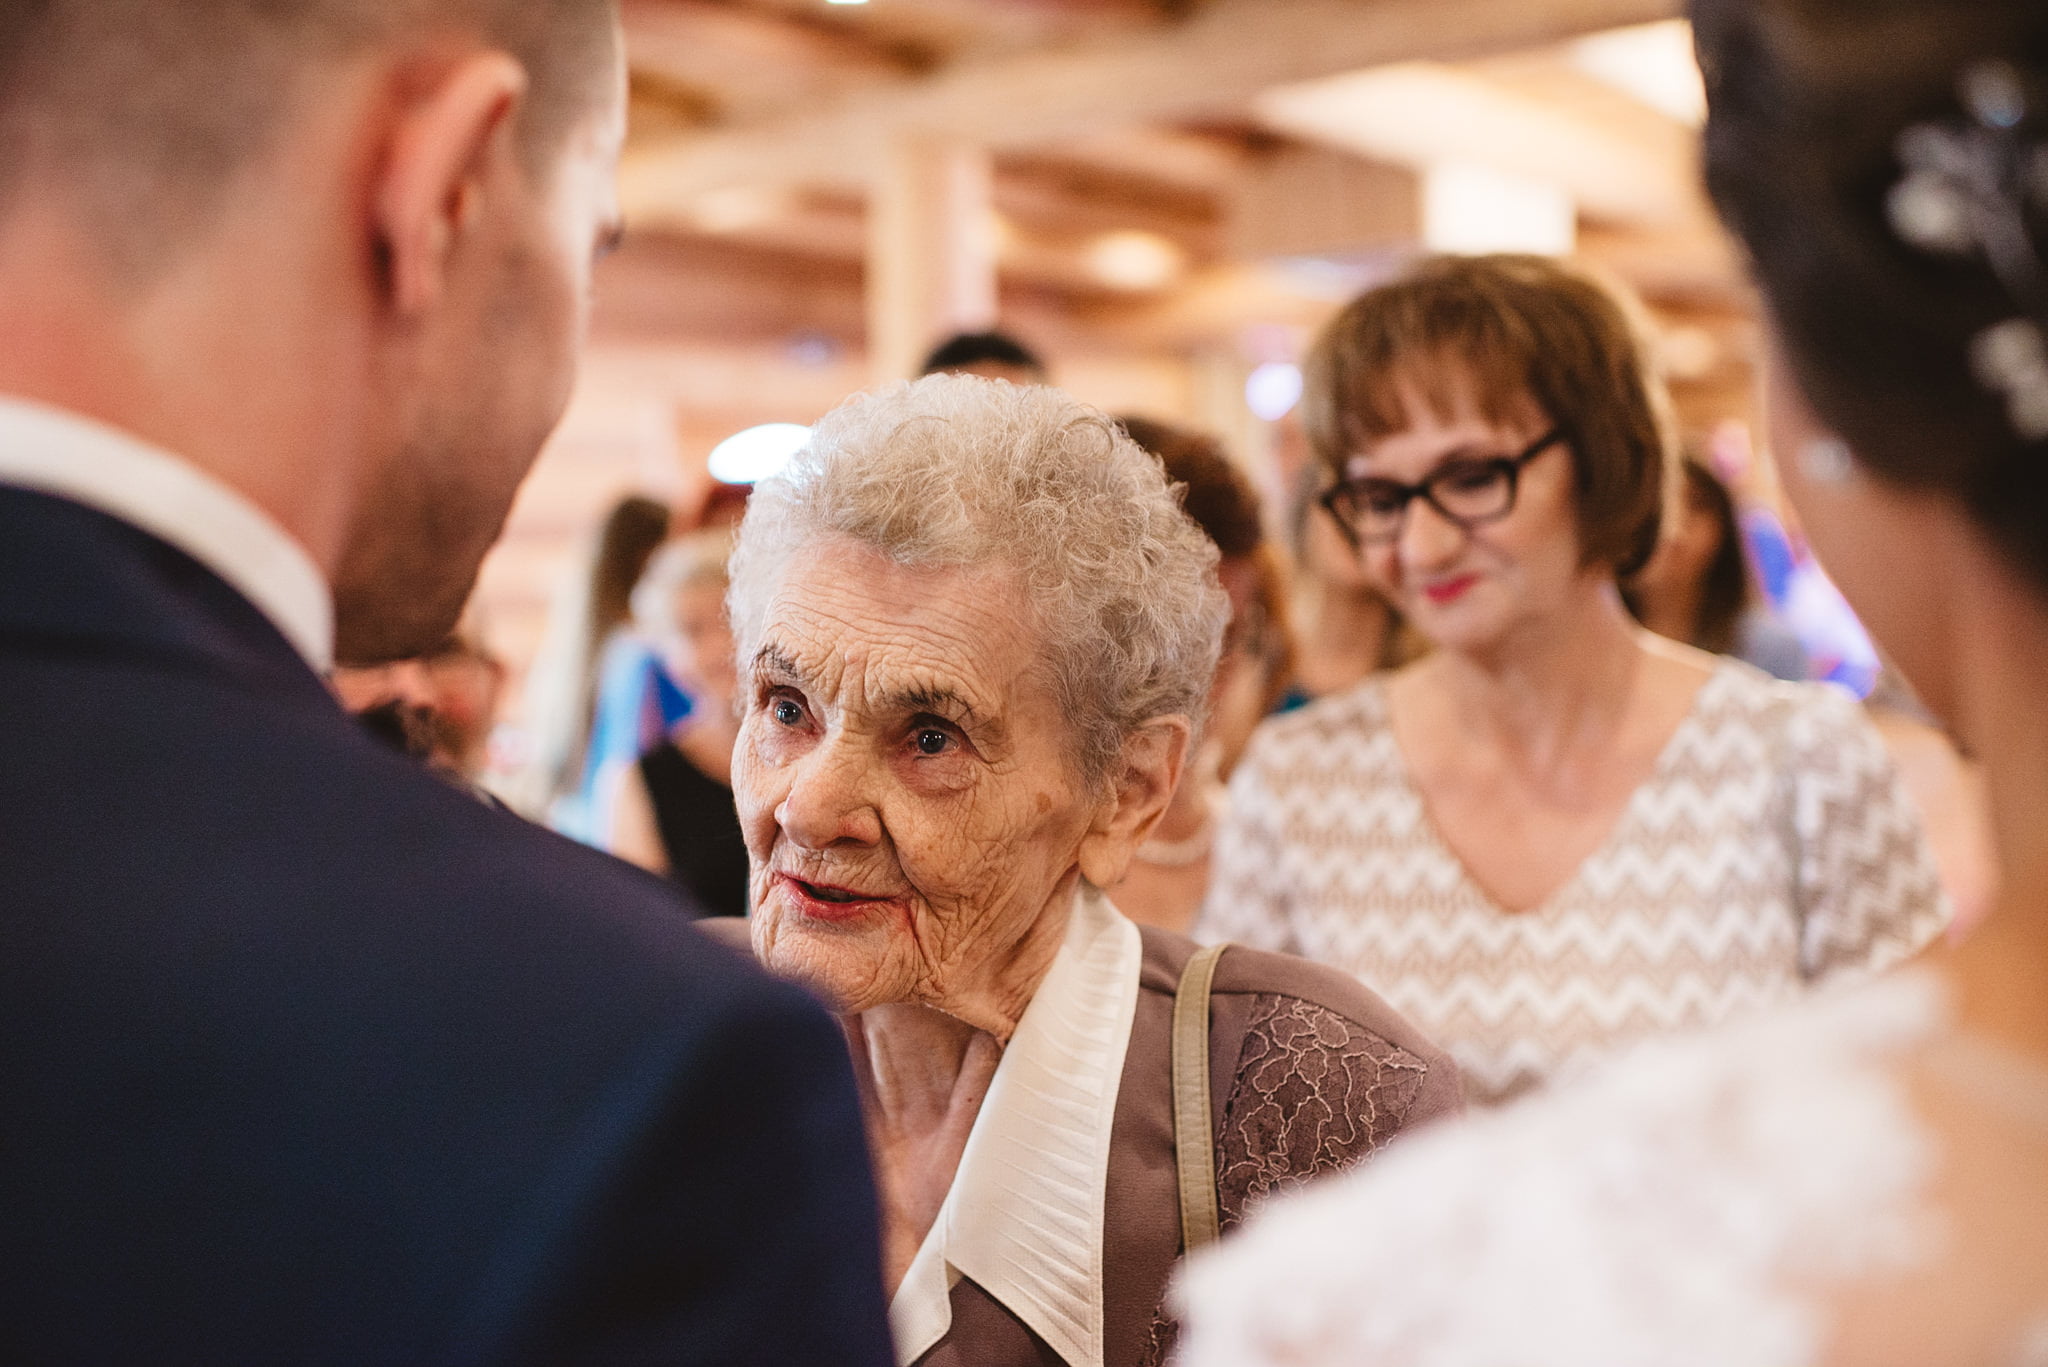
[1784,688,1950,980]
[1195,730,1303,955]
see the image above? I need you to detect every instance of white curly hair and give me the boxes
[727,374,1230,786]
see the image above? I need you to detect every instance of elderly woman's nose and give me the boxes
[776,737,884,849]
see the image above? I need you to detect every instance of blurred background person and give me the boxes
[607,529,749,916]
[1277,464,1419,711]
[332,624,508,784]
[1708,418,1889,693]
[1113,416,1297,933]
[1202,253,1949,1103]
[1624,452,1809,679]
[918,329,1050,385]
[511,492,675,835]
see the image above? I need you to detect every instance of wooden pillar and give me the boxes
[866,136,999,385]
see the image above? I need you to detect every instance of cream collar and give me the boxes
[891,885,1143,1367]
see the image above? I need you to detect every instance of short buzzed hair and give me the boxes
[918,331,1048,382]
[0,0,617,275]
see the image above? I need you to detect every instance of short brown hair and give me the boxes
[1301,254,1677,578]
[0,0,617,277]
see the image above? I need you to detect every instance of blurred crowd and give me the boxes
[420,285,1983,1107]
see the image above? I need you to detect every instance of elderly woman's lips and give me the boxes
[776,873,889,920]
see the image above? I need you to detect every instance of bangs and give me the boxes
[1304,264,1564,466]
[1335,343,1552,455]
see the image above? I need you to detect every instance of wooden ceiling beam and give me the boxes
[725,0,1173,65]
[619,0,1681,202]
[1030,128,1254,199]
[993,163,1220,248]
[621,0,915,123]
[1254,62,1703,228]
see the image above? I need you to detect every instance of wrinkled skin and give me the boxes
[735,537,1138,1036]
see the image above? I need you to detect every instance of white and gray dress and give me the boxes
[1199,659,1950,1103]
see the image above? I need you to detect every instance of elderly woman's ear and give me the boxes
[1078,716,1192,888]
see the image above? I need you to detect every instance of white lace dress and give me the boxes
[1200,660,1951,1102]
[1173,972,2048,1367]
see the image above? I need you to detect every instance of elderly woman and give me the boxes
[1201,254,1951,1103]
[718,374,1459,1367]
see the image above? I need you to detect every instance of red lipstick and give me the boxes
[775,872,888,924]
[1421,573,1479,607]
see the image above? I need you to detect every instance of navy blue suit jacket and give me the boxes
[0,486,893,1365]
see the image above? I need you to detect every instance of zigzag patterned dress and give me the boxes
[1199,658,1951,1104]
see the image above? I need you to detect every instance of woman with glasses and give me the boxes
[1199,253,1948,1103]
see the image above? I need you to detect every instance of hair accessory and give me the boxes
[1797,437,1857,485]
[1974,319,2048,439]
[1887,60,2048,441]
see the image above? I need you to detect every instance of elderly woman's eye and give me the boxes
[771,697,805,727]
[914,728,952,756]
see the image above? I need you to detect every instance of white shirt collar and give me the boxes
[891,886,1143,1367]
[0,396,334,672]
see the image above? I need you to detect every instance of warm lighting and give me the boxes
[826,0,868,6]
[1423,163,1576,256]
[1246,362,1304,422]
[1255,63,1676,227]
[1572,21,1707,127]
[1086,231,1185,291]
[1658,325,1721,381]
[709,424,810,485]
[688,186,785,235]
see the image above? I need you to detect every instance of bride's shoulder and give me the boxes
[1827,1009,2048,1367]
[1175,974,1950,1367]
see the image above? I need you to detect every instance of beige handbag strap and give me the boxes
[1171,942,1228,1253]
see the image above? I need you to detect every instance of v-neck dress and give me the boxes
[1197,659,1951,1104]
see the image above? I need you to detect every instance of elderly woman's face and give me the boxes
[733,537,1104,1019]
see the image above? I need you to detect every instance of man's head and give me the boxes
[918,331,1050,387]
[0,0,626,664]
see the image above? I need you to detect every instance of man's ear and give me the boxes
[371,53,529,317]
[1077,717,1192,889]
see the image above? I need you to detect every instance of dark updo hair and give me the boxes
[1695,0,2048,593]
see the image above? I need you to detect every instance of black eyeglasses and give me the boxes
[1318,428,1568,547]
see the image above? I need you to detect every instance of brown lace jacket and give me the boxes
[913,925,1463,1367]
